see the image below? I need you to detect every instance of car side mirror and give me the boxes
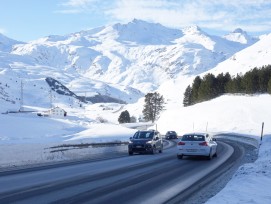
[130,137,133,140]
[155,136,159,141]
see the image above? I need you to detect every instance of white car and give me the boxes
[177,133,217,160]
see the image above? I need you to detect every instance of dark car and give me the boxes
[165,131,178,139]
[128,130,163,155]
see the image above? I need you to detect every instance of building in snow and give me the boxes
[49,107,67,117]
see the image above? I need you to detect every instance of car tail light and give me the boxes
[178,141,185,145]
[199,142,208,146]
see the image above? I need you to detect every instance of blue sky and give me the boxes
[1,0,271,42]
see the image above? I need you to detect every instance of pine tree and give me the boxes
[118,110,131,123]
[183,85,192,107]
[216,72,231,95]
[197,73,218,101]
[258,66,271,93]
[268,78,271,94]
[226,74,242,93]
[142,92,164,123]
[242,68,259,94]
[191,76,202,104]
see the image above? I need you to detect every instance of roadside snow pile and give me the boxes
[206,135,271,204]
[0,112,136,169]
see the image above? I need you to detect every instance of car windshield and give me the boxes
[181,134,205,141]
[133,131,154,139]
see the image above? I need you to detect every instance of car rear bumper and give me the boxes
[177,148,210,156]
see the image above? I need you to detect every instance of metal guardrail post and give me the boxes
[261,122,264,141]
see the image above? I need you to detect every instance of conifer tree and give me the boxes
[197,73,218,101]
[268,78,271,94]
[142,92,164,123]
[191,76,202,104]
[183,85,192,107]
[118,110,131,123]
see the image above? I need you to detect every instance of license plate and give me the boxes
[136,145,142,148]
[187,149,197,152]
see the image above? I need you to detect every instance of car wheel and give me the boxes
[159,145,163,153]
[207,150,213,160]
[177,154,183,159]
[129,151,133,156]
[214,152,217,157]
[151,146,156,154]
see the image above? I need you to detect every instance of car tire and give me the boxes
[214,152,217,157]
[129,151,133,156]
[151,146,156,154]
[207,150,213,160]
[177,154,183,159]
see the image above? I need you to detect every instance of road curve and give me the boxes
[0,140,238,204]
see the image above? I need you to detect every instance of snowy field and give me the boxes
[1,94,271,203]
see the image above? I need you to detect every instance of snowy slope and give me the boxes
[207,33,271,76]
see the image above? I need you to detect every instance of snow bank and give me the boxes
[156,94,271,136]
[206,135,271,204]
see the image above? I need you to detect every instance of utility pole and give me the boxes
[20,80,24,111]
[49,89,53,108]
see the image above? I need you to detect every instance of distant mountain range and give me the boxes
[0,19,270,111]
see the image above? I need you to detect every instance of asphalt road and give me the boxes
[0,139,246,204]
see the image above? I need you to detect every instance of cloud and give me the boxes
[61,0,97,7]
[105,0,271,34]
[57,0,109,13]
[57,0,271,34]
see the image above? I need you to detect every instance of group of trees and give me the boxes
[118,92,164,123]
[183,65,271,106]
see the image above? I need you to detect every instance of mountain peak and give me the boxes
[223,28,257,44]
[111,19,182,45]
[182,25,202,34]
[0,33,24,52]
[233,28,246,34]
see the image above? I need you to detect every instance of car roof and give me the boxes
[138,130,156,133]
[183,132,208,136]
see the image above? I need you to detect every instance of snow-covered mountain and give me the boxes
[0,33,23,52]
[0,19,270,112]
[223,28,258,44]
[10,19,253,90]
[208,33,271,76]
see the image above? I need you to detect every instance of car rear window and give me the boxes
[181,135,205,141]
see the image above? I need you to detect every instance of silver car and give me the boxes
[177,133,217,160]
